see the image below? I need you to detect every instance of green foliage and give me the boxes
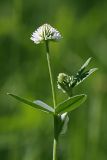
[60,113,69,135]
[7,93,87,116]
[7,93,54,114]
[79,57,92,72]
[53,113,69,139]
[57,58,98,96]
[71,58,98,87]
[0,0,107,159]
[55,94,87,115]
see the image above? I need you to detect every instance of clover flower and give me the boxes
[30,23,62,44]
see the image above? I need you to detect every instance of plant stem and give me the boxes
[45,41,56,108]
[45,41,58,160]
[53,138,57,160]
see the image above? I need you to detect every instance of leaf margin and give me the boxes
[55,94,87,115]
[7,93,54,114]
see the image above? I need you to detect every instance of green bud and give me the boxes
[57,73,72,96]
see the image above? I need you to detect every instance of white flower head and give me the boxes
[30,23,62,44]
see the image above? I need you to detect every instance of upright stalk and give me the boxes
[45,41,58,160]
[45,41,56,108]
[53,139,57,160]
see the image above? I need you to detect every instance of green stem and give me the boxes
[53,138,57,160]
[45,41,56,108]
[45,41,58,160]
[53,115,59,160]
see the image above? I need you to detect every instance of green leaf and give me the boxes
[7,93,54,114]
[79,57,92,73]
[33,100,54,113]
[60,113,69,135]
[71,57,98,88]
[75,68,98,86]
[54,113,69,137]
[55,94,87,115]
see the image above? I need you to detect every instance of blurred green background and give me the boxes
[0,0,107,159]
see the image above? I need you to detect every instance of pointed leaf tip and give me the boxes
[55,94,87,115]
[79,57,92,72]
[7,93,54,114]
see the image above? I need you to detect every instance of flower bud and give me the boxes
[57,73,72,95]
